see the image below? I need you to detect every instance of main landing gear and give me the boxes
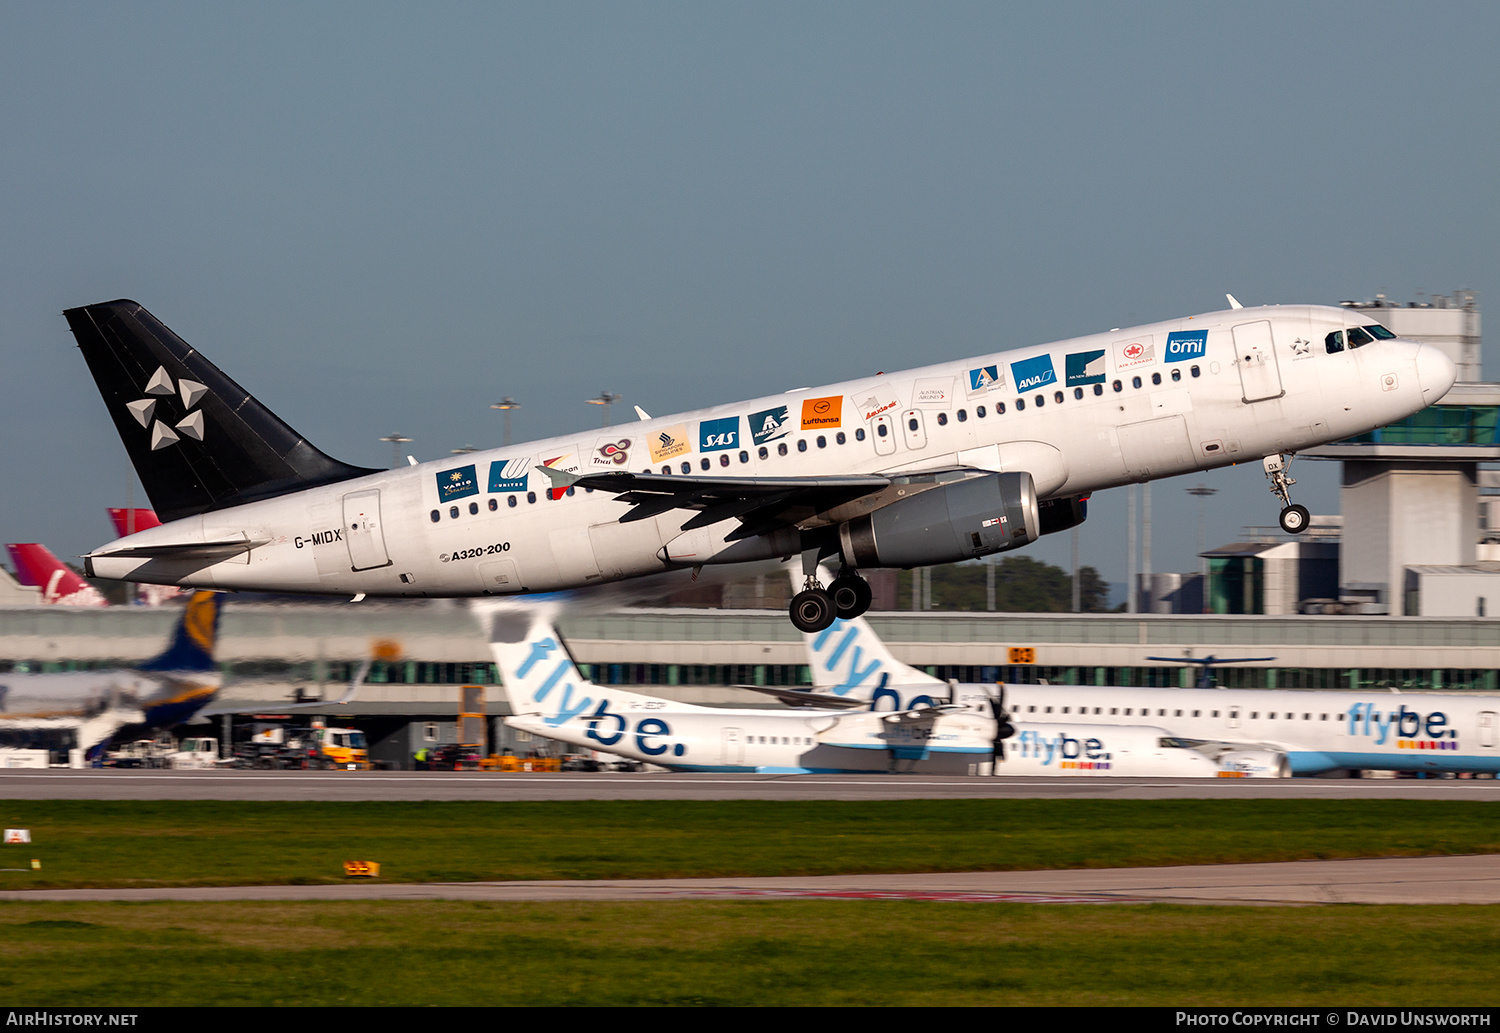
[1263,453,1309,534]
[789,569,873,633]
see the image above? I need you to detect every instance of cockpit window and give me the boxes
[1325,330,1344,354]
[1347,326,1374,349]
[1364,324,1396,340]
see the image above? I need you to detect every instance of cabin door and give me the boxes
[342,490,391,571]
[1233,320,1285,402]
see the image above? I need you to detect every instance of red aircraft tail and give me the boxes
[4,544,109,606]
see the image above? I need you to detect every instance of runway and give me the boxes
[2,855,1495,906]
[1,769,1497,800]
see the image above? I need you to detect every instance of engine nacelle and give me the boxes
[838,472,1040,569]
[1216,750,1291,778]
[1038,494,1088,537]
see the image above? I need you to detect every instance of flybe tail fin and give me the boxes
[64,300,381,524]
[797,565,946,703]
[138,591,222,672]
[5,544,108,606]
[481,602,597,717]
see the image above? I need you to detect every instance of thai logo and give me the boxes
[125,365,209,451]
[437,464,479,502]
[749,405,790,445]
[1165,330,1208,363]
[698,417,739,452]
[1009,354,1056,392]
[594,439,631,467]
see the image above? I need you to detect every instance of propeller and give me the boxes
[987,683,1015,773]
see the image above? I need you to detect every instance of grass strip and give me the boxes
[0,899,1496,1006]
[0,799,1493,889]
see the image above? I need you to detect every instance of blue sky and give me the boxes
[2,2,1496,588]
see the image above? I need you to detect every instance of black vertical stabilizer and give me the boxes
[65,300,381,523]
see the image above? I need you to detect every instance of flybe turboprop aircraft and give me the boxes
[68,298,1455,633]
[479,601,1247,775]
[799,605,1500,777]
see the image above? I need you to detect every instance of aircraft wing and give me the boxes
[732,685,870,709]
[558,470,894,540]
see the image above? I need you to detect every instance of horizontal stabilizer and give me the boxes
[87,538,269,562]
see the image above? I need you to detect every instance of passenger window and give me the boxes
[1151,372,1161,385]
[797,439,808,452]
[1053,391,1063,404]
[816,435,826,448]
[956,409,967,422]
[1325,330,1345,354]
[1171,369,1181,382]
[739,450,748,463]
[1073,388,1083,400]
[430,510,440,523]
[976,405,986,418]
[877,423,888,437]
[720,453,730,467]
[778,443,787,456]
[996,402,1006,414]
[1112,380,1122,392]
[680,462,690,474]
[758,447,768,459]
[1093,384,1103,396]
[936,412,948,426]
[1132,376,1142,389]
[855,428,865,441]
[1190,365,1201,377]
[449,506,459,519]
[836,432,846,444]
[701,458,711,471]
[662,466,671,474]
[469,502,479,515]
[1016,398,1025,410]
[908,417,919,431]
[1034,395,1044,407]
[507,495,517,508]
[527,491,536,504]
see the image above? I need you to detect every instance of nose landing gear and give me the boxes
[1263,453,1310,534]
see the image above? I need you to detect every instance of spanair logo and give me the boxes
[749,405,790,445]
[1064,350,1106,386]
[698,417,739,452]
[488,458,529,492]
[1114,339,1155,371]
[649,424,692,463]
[593,439,631,467]
[125,365,209,450]
[1165,330,1208,363]
[966,365,1004,394]
[1009,354,1056,392]
[437,464,479,502]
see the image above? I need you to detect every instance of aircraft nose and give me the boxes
[1415,343,1457,402]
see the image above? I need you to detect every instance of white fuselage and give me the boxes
[89,304,1453,598]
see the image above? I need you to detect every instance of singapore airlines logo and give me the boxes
[125,365,209,451]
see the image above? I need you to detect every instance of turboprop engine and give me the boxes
[837,471,1041,569]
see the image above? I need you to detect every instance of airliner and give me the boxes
[799,600,1500,777]
[5,544,107,606]
[67,297,1455,633]
[0,591,222,761]
[479,601,1261,775]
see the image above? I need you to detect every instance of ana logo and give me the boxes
[749,406,790,445]
[1165,330,1209,363]
[594,439,631,467]
[1009,354,1056,392]
[698,417,739,452]
[125,365,210,450]
[487,457,529,492]
[437,464,479,502]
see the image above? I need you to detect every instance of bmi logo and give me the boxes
[125,365,209,450]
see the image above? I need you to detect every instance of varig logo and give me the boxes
[437,464,479,502]
[125,365,210,451]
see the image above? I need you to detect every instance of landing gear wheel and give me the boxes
[1279,504,1310,535]
[789,589,837,633]
[828,575,872,619]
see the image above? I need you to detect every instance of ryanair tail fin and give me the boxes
[138,591,222,673]
[64,300,380,523]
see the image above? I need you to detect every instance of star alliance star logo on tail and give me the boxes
[125,365,209,450]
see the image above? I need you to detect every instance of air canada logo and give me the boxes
[126,365,209,450]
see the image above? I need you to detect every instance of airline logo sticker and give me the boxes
[749,405,791,445]
[487,458,529,492]
[966,365,1005,394]
[592,438,631,468]
[541,452,581,500]
[698,417,739,452]
[1166,329,1209,363]
[912,378,953,407]
[124,365,210,451]
[800,396,843,430]
[1064,350,1106,386]
[437,464,479,502]
[1114,339,1155,371]
[648,425,692,463]
[1010,354,1057,392]
[851,389,901,422]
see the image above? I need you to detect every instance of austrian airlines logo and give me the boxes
[126,365,208,450]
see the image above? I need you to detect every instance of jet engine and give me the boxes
[837,472,1040,569]
[1216,750,1291,778]
[1038,494,1088,537]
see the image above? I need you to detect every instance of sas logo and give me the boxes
[437,464,479,502]
[1064,350,1106,386]
[125,364,210,451]
[487,457,529,492]
[1114,339,1156,371]
[967,365,1004,394]
[749,405,790,445]
[800,396,843,430]
[593,439,631,467]
[698,417,739,452]
[1009,354,1056,392]
[1165,330,1209,363]
[648,425,692,463]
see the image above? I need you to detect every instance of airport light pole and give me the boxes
[587,391,622,427]
[379,433,412,470]
[450,445,479,455]
[490,398,520,446]
[1187,484,1220,614]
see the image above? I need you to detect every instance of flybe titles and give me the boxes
[1014,729,1112,768]
[1347,702,1456,746]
